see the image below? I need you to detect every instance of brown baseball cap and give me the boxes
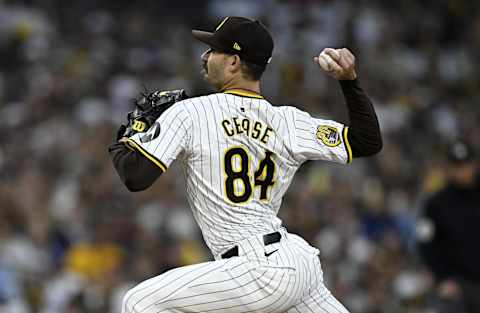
[192,16,274,67]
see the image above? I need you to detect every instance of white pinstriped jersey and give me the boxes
[128,90,352,256]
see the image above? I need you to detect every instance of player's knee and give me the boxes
[122,281,170,313]
[121,284,142,313]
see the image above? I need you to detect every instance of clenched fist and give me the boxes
[314,48,357,80]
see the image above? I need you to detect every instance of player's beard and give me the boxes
[203,60,225,91]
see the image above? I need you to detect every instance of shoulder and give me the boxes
[278,105,343,127]
[275,104,310,117]
[156,100,194,127]
[273,105,314,125]
[432,185,456,203]
[424,187,452,216]
[175,93,226,111]
[163,94,228,125]
[188,93,225,104]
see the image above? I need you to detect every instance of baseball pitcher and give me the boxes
[109,16,382,313]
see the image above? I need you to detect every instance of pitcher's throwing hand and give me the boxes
[314,48,357,80]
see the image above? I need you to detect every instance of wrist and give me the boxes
[339,78,360,90]
[339,73,357,81]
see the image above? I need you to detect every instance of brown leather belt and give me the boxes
[221,231,281,259]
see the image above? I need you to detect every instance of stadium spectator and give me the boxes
[418,142,480,313]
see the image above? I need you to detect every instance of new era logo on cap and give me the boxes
[233,42,241,51]
[192,16,274,67]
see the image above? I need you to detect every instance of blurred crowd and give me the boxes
[1,0,479,312]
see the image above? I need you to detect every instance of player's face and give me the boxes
[201,48,230,90]
[449,161,477,187]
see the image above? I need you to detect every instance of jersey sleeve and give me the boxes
[126,102,192,172]
[285,106,352,164]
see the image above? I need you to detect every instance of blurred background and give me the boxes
[1,0,479,312]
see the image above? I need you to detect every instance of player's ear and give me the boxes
[227,55,241,73]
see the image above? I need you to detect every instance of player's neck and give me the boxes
[220,79,261,96]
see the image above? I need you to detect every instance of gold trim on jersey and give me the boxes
[122,139,135,151]
[224,90,264,99]
[343,126,353,164]
[125,138,167,172]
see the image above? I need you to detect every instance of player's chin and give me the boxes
[201,68,210,80]
[202,72,217,87]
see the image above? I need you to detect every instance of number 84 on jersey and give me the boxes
[223,146,276,204]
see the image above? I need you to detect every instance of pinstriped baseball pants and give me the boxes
[122,231,349,313]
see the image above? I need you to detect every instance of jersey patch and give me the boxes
[316,125,341,147]
[140,122,161,143]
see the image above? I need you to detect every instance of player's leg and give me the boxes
[155,261,296,313]
[285,255,349,313]
[286,287,350,313]
[122,255,296,313]
[121,259,232,313]
[283,234,350,313]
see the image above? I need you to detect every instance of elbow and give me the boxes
[362,128,383,156]
[369,135,383,156]
[375,131,383,154]
[110,146,160,192]
[122,175,154,192]
[364,138,383,157]
[124,180,150,192]
[116,163,151,192]
[122,170,159,192]
[349,130,383,158]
